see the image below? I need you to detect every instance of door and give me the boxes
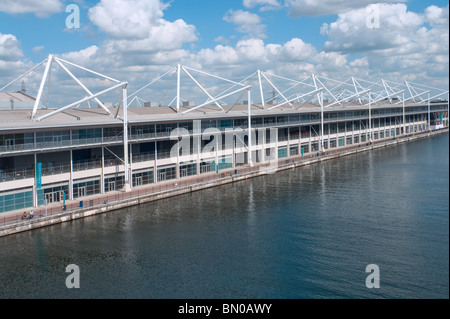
[135,176,143,186]
[201,165,210,174]
[108,181,116,192]
[78,186,86,198]
[159,172,166,182]
[45,191,61,204]
[45,193,53,204]
[5,139,14,150]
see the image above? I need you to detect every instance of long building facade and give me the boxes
[0,101,448,214]
[1,58,449,214]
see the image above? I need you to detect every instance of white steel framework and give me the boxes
[2,59,449,193]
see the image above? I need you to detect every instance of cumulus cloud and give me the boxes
[280,38,317,62]
[425,4,449,26]
[0,0,64,17]
[243,0,282,11]
[321,4,424,53]
[1,1,448,103]
[87,0,198,61]
[319,4,449,85]
[224,10,267,38]
[0,33,33,85]
[195,37,322,78]
[88,0,168,39]
[0,33,24,61]
[35,0,200,94]
[87,0,198,54]
[284,0,406,17]
[349,57,369,68]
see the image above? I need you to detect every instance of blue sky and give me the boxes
[2,0,447,60]
[0,0,448,101]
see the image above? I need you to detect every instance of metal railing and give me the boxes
[0,136,124,154]
[42,164,70,176]
[0,168,35,182]
[133,153,156,163]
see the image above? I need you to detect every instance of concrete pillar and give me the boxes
[195,120,201,175]
[101,147,105,194]
[33,152,37,207]
[69,149,74,200]
[154,141,158,184]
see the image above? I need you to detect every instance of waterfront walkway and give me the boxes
[1,129,448,237]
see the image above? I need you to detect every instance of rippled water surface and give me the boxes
[0,133,448,299]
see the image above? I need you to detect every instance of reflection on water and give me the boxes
[0,133,448,299]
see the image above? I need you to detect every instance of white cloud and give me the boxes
[243,0,282,11]
[224,10,267,38]
[87,0,198,58]
[0,33,24,61]
[285,0,406,17]
[0,33,32,85]
[88,0,168,39]
[425,4,449,26]
[1,1,448,103]
[197,45,240,66]
[321,4,424,53]
[319,4,449,86]
[194,38,321,77]
[60,46,100,67]
[103,19,198,54]
[32,46,45,56]
[349,57,369,68]
[0,0,63,17]
[314,51,348,72]
[280,38,317,62]
[214,36,231,45]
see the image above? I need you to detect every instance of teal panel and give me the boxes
[218,157,233,171]
[278,148,288,159]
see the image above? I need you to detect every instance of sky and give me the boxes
[0,0,448,106]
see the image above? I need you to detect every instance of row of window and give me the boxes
[0,121,432,214]
[2,110,439,147]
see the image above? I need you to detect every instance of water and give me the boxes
[0,133,448,299]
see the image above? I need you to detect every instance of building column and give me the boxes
[320,91,324,151]
[215,132,219,172]
[129,143,133,186]
[428,92,431,130]
[176,136,180,180]
[369,97,372,142]
[123,85,131,192]
[154,141,158,184]
[287,127,291,156]
[308,125,312,153]
[247,90,253,167]
[231,128,236,168]
[298,126,302,156]
[275,127,279,160]
[195,120,201,175]
[262,128,267,163]
[69,149,74,200]
[33,152,37,207]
